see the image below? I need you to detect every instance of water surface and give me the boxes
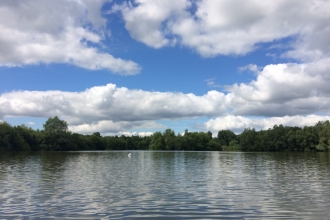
[1,151,330,219]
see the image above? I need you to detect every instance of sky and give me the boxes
[1,0,330,137]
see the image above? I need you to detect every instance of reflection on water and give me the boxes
[1,151,330,219]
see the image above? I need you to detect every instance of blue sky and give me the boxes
[1,0,330,136]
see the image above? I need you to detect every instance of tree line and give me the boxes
[0,116,329,152]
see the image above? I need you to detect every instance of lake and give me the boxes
[1,151,330,219]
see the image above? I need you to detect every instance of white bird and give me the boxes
[128,153,131,157]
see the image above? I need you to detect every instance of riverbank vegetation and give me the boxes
[1,116,329,152]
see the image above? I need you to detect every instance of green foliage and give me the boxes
[14,125,40,151]
[0,122,29,151]
[42,116,70,150]
[43,116,68,134]
[218,130,237,146]
[227,140,241,151]
[0,122,28,151]
[103,136,128,150]
[208,138,222,151]
[174,133,184,150]
[239,128,258,151]
[149,132,165,150]
[1,116,330,152]
[163,129,176,150]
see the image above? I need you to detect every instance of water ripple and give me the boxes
[0,151,330,219]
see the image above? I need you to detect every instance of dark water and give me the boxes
[1,151,330,219]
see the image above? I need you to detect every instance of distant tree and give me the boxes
[295,130,307,151]
[208,138,222,151]
[163,129,176,150]
[89,132,104,150]
[207,131,212,139]
[136,136,151,150]
[286,129,297,151]
[303,126,318,151]
[14,125,39,151]
[239,128,257,151]
[4,117,330,153]
[218,130,237,146]
[174,133,184,150]
[315,120,330,151]
[0,122,29,151]
[104,136,128,150]
[227,140,241,151]
[149,132,165,150]
[43,116,70,150]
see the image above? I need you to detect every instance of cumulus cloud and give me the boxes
[0,0,140,74]
[2,56,330,134]
[111,0,190,48]
[69,120,164,134]
[226,59,330,116]
[0,84,227,133]
[1,56,330,134]
[204,115,330,134]
[115,131,154,137]
[113,0,330,60]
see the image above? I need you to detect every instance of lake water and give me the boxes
[1,151,330,219]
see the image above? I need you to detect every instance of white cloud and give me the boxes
[116,131,154,137]
[226,59,330,116]
[0,0,141,74]
[204,78,222,88]
[1,55,330,133]
[69,119,164,134]
[204,115,330,134]
[238,64,260,74]
[114,0,330,60]
[0,84,227,133]
[111,0,190,48]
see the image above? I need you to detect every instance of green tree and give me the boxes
[104,136,128,150]
[163,129,176,150]
[208,138,222,151]
[43,116,70,150]
[174,133,184,150]
[295,130,306,151]
[0,122,29,151]
[227,139,241,151]
[14,125,40,151]
[218,130,237,146]
[89,132,105,150]
[265,125,287,151]
[149,132,164,150]
[239,128,257,151]
[315,120,330,151]
[136,136,151,150]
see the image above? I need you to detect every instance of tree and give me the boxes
[43,116,70,150]
[0,122,29,151]
[265,124,287,151]
[208,138,222,151]
[315,121,330,151]
[89,132,105,150]
[149,132,164,150]
[163,129,176,150]
[207,131,212,139]
[295,130,306,151]
[174,133,184,150]
[227,140,241,151]
[218,130,237,146]
[14,125,40,151]
[239,128,257,151]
